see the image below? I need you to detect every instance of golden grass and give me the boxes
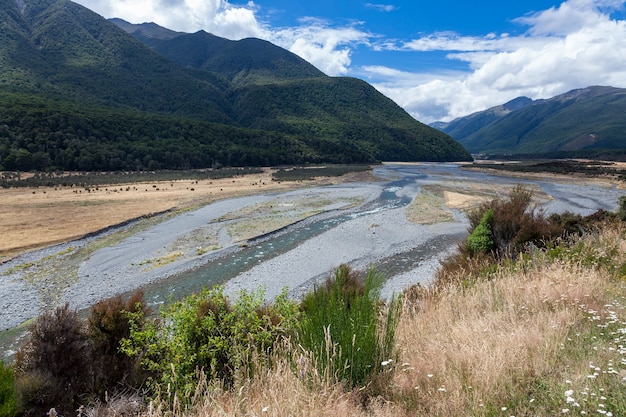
[127,225,626,417]
[0,169,319,262]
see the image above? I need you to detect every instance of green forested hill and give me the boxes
[436,86,626,156]
[0,0,471,171]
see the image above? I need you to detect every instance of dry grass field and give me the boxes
[115,224,626,417]
[0,169,323,262]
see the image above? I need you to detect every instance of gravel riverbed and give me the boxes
[2,163,624,343]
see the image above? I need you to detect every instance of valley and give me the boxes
[2,162,624,359]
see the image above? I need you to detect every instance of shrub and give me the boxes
[120,287,300,399]
[467,184,557,258]
[619,195,626,222]
[14,303,91,417]
[0,362,17,417]
[466,208,494,254]
[298,265,401,392]
[87,290,150,395]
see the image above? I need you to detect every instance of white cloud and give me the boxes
[369,0,626,123]
[271,21,371,75]
[365,3,398,12]
[75,0,371,76]
[76,0,267,38]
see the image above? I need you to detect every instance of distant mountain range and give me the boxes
[434,86,626,158]
[0,0,471,172]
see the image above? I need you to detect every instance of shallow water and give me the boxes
[139,177,415,307]
[2,163,624,359]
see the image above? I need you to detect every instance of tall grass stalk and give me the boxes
[297,265,400,390]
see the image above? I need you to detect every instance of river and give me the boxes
[1,163,624,359]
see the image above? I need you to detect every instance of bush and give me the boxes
[298,265,401,391]
[14,303,91,417]
[467,184,556,258]
[87,290,150,395]
[120,287,300,399]
[0,362,17,417]
[467,208,494,254]
[618,195,626,222]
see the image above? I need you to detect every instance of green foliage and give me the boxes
[298,265,401,390]
[0,0,472,171]
[120,287,300,398]
[467,184,556,257]
[0,362,17,417]
[467,208,495,254]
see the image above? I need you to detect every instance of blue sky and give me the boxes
[74,0,626,123]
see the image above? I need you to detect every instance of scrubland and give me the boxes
[3,186,626,417]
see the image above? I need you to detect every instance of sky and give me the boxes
[73,0,626,124]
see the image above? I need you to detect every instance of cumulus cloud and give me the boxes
[368,0,626,123]
[76,0,266,38]
[271,19,371,75]
[75,0,371,75]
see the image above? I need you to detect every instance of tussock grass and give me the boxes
[134,225,626,417]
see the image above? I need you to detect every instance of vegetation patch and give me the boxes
[406,188,454,224]
[138,251,184,271]
[272,165,373,182]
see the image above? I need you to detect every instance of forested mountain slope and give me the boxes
[435,86,626,157]
[0,0,471,171]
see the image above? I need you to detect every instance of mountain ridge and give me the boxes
[434,86,626,156]
[0,0,471,171]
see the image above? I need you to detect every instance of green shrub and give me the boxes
[467,208,494,254]
[467,184,556,258]
[298,265,401,391]
[0,362,17,417]
[121,286,300,399]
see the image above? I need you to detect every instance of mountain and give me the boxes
[435,86,626,156]
[116,23,325,86]
[0,0,471,171]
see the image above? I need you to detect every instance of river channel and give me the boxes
[1,163,624,359]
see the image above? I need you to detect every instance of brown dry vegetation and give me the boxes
[0,169,329,262]
[113,225,624,417]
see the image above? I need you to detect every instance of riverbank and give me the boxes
[2,163,624,343]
